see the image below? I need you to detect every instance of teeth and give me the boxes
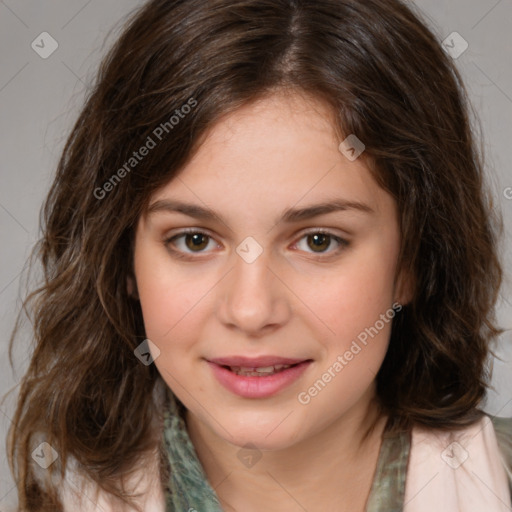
[229,364,292,376]
[255,365,286,373]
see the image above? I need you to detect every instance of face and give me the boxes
[133,92,409,451]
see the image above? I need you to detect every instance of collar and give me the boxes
[161,388,410,511]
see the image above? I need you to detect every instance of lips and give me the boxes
[207,358,313,398]
[208,356,309,367]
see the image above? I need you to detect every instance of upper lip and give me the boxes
[208,356,311,367]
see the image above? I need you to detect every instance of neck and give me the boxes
[185,387,388,512]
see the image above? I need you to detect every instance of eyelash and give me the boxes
[163,228,349,260]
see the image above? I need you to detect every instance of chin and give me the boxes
[215,416,305,452]
[230,432,298,452]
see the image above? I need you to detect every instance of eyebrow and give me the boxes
[146,198,375,224]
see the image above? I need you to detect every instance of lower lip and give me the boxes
[207,361,312,398]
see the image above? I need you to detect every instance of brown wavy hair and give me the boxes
[4,0,504,510]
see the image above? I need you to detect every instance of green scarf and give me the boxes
[160,387,410,511]
[162,389,224,511]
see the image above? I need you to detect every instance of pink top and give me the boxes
[404,415,511,511]
[21,406,512,511]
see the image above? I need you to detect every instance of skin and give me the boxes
[133,91,411,511]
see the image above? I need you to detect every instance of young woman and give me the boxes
[5,0,511,510]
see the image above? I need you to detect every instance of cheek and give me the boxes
[137,273,199,342]
[134,240,181,340]
[296,239,399,343]
[134,243,217,344]
[297,262,396,414]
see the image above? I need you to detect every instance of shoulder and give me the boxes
[490,415,512,481]
[403,414,512,512]
[60,380,169,512]
[59,450,166,512]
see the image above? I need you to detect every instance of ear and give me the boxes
[394,266,415,307]
[127,274,140,300]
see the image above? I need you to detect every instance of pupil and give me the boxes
[186,233,208,251]
[309,234,329,252]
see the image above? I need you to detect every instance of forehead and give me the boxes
[189,91,340,169]
[145,92,393,222]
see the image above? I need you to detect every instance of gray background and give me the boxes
[1,0,511,508]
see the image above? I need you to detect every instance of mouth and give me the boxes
[206,356,313,398]
[219,362,303,377]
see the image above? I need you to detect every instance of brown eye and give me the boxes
[306,233,331,252]
[295,231,348,255]
[165,229,348,259]
[165,231,216,254]
[184,233,210,251]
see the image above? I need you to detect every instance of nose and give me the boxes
[216,246,292,337]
